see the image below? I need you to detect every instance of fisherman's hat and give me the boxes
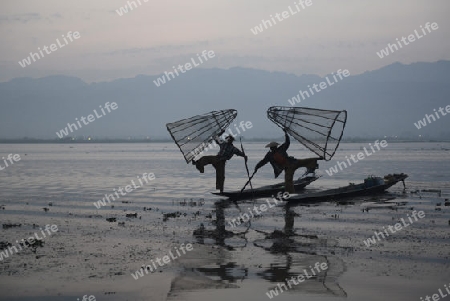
[265,142,279,148]
[226,135,235,142]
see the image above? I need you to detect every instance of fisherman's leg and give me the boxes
[292,158,320,173]
[284,167,295,193]
[284,207,295,235]
[283,159,310,192]
[194,155,217,173]
[215,161,226,192]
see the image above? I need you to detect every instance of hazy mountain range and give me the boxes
[1,60,449,141]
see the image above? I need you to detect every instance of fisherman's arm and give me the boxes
[233,147,245,157]
[254,153,270,171]
[214,130,226,144]
[280,129,290,151]
[233,147,248,161]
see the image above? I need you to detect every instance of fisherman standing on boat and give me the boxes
[193,133,247,193]
[254,129,321,193]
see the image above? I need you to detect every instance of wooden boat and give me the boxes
[212,175,319,200]
[287,173,408,203]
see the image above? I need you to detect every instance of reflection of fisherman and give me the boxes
[193,133,247,193]
[254,129,321,193]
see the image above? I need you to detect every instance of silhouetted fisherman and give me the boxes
[254,128,321,193]
[193,134,247,193]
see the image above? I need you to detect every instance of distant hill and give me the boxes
[0,61,449,140]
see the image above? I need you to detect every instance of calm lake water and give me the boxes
[0,142,449,200]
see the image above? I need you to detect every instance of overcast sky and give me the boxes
[1,0,449,83]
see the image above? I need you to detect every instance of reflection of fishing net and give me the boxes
[166,109,237,163]
[267,106,347,161]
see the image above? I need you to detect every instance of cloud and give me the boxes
[100,41,210,56]
[0,13,41,24]
[50,13,62,19]
[0,12,63,24]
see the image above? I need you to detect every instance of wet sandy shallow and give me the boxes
[1,188,449,301]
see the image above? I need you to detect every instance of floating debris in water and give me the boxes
[3,223,21,229]
[177,198,205,207]
[29,239,44,254]
[410,189,442,197]
[0,241,12,250]
[163,211,186,222]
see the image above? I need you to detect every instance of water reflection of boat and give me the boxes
[253,206,349,297]
[174,202,349,299]
[288,173,407,203]
[257,254,347,297]
[193,200,249,250]
[196,262,248,283]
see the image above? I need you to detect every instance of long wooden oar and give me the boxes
[240,170,256,194]
[239,137,254,195]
